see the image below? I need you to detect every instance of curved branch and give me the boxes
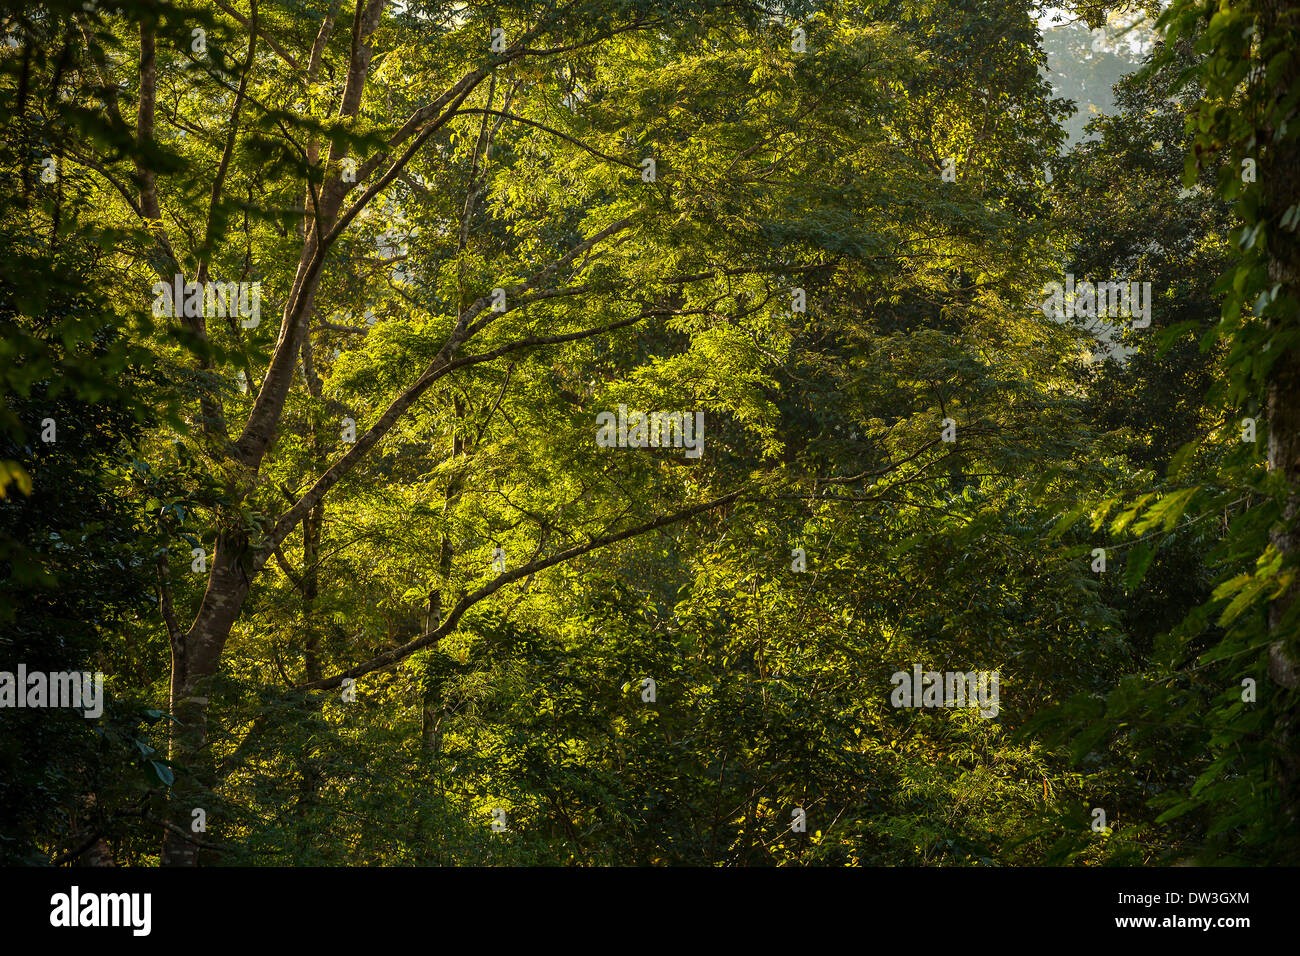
[294,489,744,691]
[452,107,637,169]
[259,304,649,564]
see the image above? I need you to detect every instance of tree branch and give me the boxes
[294,489,744,691]
[452,107,637,169]
[211,0,301,71]
[196,0,257,285]
[260,303,649,565]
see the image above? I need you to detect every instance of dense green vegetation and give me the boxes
[1,0,1298,866]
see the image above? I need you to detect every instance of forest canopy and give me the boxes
[1,0,1299,868]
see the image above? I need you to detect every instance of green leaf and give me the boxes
[149,760,175,787]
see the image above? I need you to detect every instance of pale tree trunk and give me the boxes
[420,100,495,754]
[162,533,250,866]
[296,352,326,812]
[422,396,466,755]
[158,0,382,865]
[303,503,324,684]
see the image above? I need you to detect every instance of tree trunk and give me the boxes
[162,532,250,866]
[1261,0,1300,836]
[421,397,466,754]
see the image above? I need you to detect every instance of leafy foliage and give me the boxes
[1,0,1298,866]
